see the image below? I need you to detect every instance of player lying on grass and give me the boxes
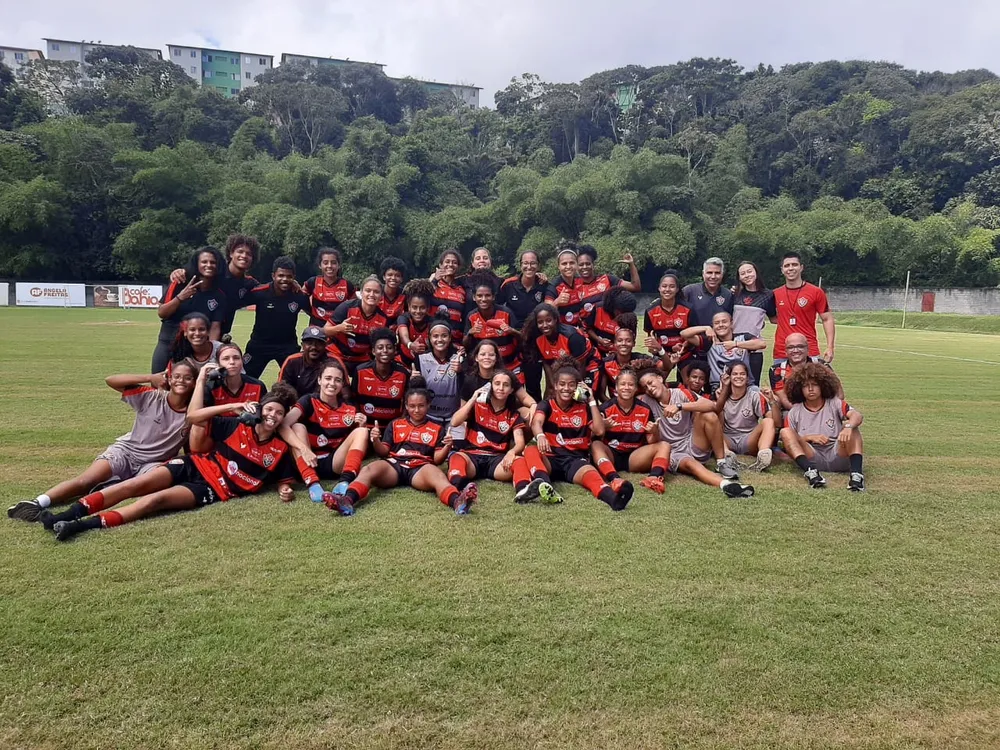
[325,379,478,517]
[636,362,755,499]
[36,385,300,541]
[714,362,776,471]
[447,369,528,497]
[779,363,866,492]
[512,357,634,511]
[8,363,198,523]
[591,368,672,495]
[282,360,371,505]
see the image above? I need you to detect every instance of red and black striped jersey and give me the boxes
[545,276,587,327]
[383,417,445,469]
[305,276,357,325]
[191,417,294,501]
[600,399,652,453]
[396,313,429,368]
[534,324,600,374]
[379,289,406,324]
[294,395,360,452]
[205,376,267,407]
[537,398,592,456]
[351,362,408,423]
[599,354,631,400]
[328,300,388,365]
[643,302,693,357]
[588,305,621,354]
[578,274,622,327]
[465,305,522,371]
[431,279,467,340]
[462,400,525,455]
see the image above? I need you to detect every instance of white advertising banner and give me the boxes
[0,282,8,305]
[118,284,163,308]
[15,282,86,307]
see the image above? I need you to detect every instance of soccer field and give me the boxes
[2,307,1000,749]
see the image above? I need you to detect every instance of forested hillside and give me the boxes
[2,48,999,286]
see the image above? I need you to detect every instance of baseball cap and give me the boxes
[301,325,326,342]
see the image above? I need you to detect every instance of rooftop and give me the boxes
[280,52,384,68]
[43,38,162,55]
[168,43,274,58]
[391,76,481,90]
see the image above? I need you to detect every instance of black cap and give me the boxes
[301,325,326,342]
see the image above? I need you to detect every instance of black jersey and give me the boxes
[245,284,311,347]
[217,273,258,335]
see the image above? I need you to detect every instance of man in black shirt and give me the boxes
[682,257,734,355]
[242,257,311,379]
[278,326,331,398]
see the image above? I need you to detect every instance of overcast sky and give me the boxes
[6,0,999,103]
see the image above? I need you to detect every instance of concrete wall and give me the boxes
[826,287,1000,315]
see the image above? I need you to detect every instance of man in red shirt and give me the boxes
[770,252,836,362]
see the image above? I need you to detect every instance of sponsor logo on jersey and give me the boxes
[437,305,449,316]
[564,312,575,322]
[347,338,356,348]
[609,439,620,448]
[227,460,239,476]
[316,306,327,317]
[364,403,375,414]
[584,303,594,313]
[475,431,485,444]
[239,288,247,299]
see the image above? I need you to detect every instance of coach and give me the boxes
[683,257,734,328]
[771,252,836,362]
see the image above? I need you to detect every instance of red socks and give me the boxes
[511,457,532,490]
[295,456,320,486]
[99,511,123,528]
[650,456,669,478]
[595,457,620,483]
[447,454,468,487]
[579,470,608,499]
[522,446,551,481]
[80,492,107,514]
[342,448,364,482]
[440,485,459,507]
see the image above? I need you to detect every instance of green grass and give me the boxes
[2,307,1000,749]
[836,310,1000,334]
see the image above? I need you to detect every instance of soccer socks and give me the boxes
[650,456,669,478]
[595,457,620,484]
[511,457,532,492]
[79,491,108,514]
[794,455,814,472]
[344,481,370,505]
[522,446,551,483]
[41,501,88,528]
[447,454,469,488]
[340,449,365,484]
[98,511,123,528]
[36,494,52,508]
[440,485,460,508]
[579,470,615,504]
[295,457,320,486]
[849,454,864,474]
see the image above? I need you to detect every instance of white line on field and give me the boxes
[839,344,1000,365]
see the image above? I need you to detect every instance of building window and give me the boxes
[259,57,267,66]
[216,70,226,77]
[15,52,25,61]
[172,48,180,56]
[70,46,77,53]
[203,70,212,78]
[231,88,239,95]
[245,71,251,79]
[245,57,251,64]
[230,57,237,65]
[190,50,196,58]
[190,66,197,74]
[204,54,212,62]
[51,43,60,51]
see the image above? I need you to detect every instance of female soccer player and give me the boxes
[38,385,300,541]
[512,358,633,511]
[167,312,223,373]
[447,369,528,496]
[497,250,553,400]
[327,380,478,516]
[643,269,693,377]
[378,256,408,324]
[456,246,502,298]
[732,261,774,384]
[325,275,387,373]
[545,243,587,326]
[352,327,410,424]
[463,274,522,378]
[597,322,638,402]
[415,318,464,424]
[522,303,600,394]
[637,364,753,498]
[587,287,638,356]
[575,245,641,331]
[429,249,467,342]
[396,279,433,368]
[283,360,371,504]
[460,340,537,420]
[152,246,226,372]
[305,246,357,327]
[780,363,865,491]
[7,363,198,522]
[201,343,266,407]
[714,362,776,471]
[591,368,672,494]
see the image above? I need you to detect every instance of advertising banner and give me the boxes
[0,282,8,305]
[93,285,120,308]
[15,283,86,307]
[119,284,163,309]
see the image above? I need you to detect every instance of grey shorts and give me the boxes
[810,443,851,473]
[96,444,163,481]
[725,432,754,456]
[668,436,711,473]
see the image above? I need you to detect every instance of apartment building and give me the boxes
[0,46,43,76]
[280,53,384,70]
[168,44,273,97]
[397,78,480,107]
[43,38,161,86]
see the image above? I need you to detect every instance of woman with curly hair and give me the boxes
[780,362,865,492]
[522,303,600,395]
[166,312,223,373]
[587,286,638,356]
[396,279,434,368]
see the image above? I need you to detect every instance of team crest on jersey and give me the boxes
[633,420,643,431]
[571,416,583,428]
[227,460,239,476]
[742,407,752,418]
[389,386,400,397]
[674,318,684,328]
[743,296,753,305]
[534,291,543,302]
[798,297,809,308]
[317,434,328,447]
[363,403,375,414]
[716,296,725,305]
[597,281,607,292]
[207,299,219,311]
[343,413,355,426]
[239,288,247,299]
[335,290,346,301]
[263,454,274,468]
[288,302,299,313]
[498,421,510,433]
[826,417,836,429]
[421,432,433,444]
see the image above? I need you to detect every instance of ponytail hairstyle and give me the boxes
[659,268,685,304]
[404,374,434,406]
[614,312,638,338]
[520,302,559,363]
[170,312,212,363]
[550,355,582,384]
[602,286,637,316]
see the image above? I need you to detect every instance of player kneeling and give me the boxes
[282,360,370,505]
[328,379,477,516]
[512,358,634,511]
[38,385,300,541]
[779,363,866,491]
[715,362,777,471]
[591,368,672,494]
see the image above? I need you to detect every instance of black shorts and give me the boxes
[610,448,632,473]
[165,457,219,506]
[388,459,424,486]
[464,452,505,479]
[315,452,339,480]
[548,454,591,483]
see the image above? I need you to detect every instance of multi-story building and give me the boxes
[394,78,480,108]
[0,46,43,76]
[280,53,384,70]
[43,39,161,86]
[167,44,273,97]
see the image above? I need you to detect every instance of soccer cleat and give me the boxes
[721,480,755,499]
[717,452,740,480]
[751,449,773,472]
[308,484,326,503]
[53,520,84,542]
[639,476,665,494]
[454,483,478,515]
[537,482,563,505]
[7,500,43,523]
[514,478,544,504]
[848,472,866,492]
[803,467,827,489]
[332,481,350,497]
[38,510,58,531]
[334,493,355,516]
[611,480,634,511]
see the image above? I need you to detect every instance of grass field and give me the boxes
[2,307,1000,749]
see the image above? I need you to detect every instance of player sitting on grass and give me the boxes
[596,315,639,401]
[282,360,371,505]
[37,385,300,541]
[327,379,478,517]
[779,363,866,492]
[8,363,198,523]
[769,332,841,412]
[680,310,767,393]
[714,362,776,471]
[675,360,741,478]
[512,357,634,511]
[636,362,755,499]
[447,369,528,496]
[591,368,672,494]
